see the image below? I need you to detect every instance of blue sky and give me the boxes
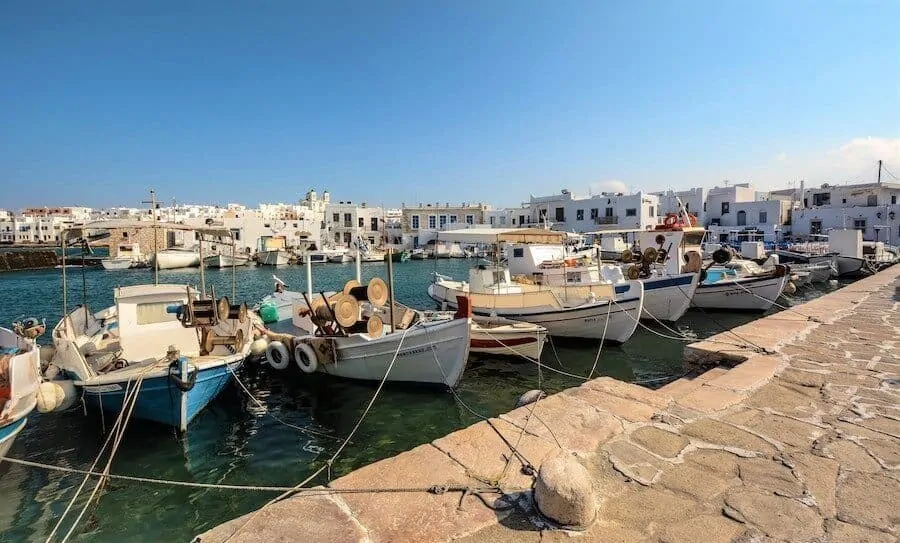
[1,1,898,209]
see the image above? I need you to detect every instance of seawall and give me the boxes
[196,266,900,542]
[0,250,58,272]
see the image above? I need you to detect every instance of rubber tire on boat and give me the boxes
[294,342,318,374]
[266,341,291,370]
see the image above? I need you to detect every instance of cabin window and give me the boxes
[590,209,599,220]
[411,215,420,229]
[625,208,637,217]
[428,215,436,228]
[576,209,584,221]
[512,248,524,258]
[136,302,181,325]
[721,202,730,214]
[853,219,866,231]
[758,211,767,223]
[867,195,877,206]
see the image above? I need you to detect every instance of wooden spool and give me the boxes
[225,301,248,323]
[342,279,361,295]
[332,294,359,328]
[216,297,231,319]
[187,299,219,326]
[366,315,384,338]
[346,278,388,308]
[203,328,245,354]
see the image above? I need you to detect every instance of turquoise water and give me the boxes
[0,260,844,541]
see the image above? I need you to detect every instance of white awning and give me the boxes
[435,227,566,244]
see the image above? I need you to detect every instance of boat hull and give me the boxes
[470,323,547,359]
[693,274,789,311]
[615,273,698,322]
[80,360,242,431]
[835,256,865,277]
[319,318,470,387]
[101,259,138,270]
[259,250,290,266]
[204,254,250,268]
[0,417,27,458]
[150,250,201,269]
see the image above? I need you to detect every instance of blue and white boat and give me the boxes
[0,325,41,458]
[49,284,253,431]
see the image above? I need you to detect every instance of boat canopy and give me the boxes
[63,219,233,241]
[436,228,566,244]
[580,226,707,236]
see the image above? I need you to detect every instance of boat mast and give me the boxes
[143,189,160,285]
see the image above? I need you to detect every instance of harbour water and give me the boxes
[0,260,845,542]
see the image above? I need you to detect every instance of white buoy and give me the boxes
[783,281,797,295]
[36,380,77,413]
[249,338,269,357]
[828,279,838,287]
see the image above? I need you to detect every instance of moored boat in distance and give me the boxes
[101,243,147,270]
[693,256,790,311]
[258,249,291,266]
[204,253,250,268]
[149,247,201,270]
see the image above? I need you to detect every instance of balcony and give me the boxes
[594,216,618,225]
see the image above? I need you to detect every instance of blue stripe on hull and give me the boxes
[615,274,695,294]
[0,416,27,444]
[81,362,239,431]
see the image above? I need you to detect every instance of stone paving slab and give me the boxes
[195,265,900,542]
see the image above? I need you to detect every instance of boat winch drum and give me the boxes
[266,341,290,370]
[619,249,633,263]
[342,279,361,295]
[642,247,659,264]
[626,265,641,280]
[294,342,318,373]
[332,294,360,327]
[346,278,388,308]
[366,315,384,338]
[712,248,732,264]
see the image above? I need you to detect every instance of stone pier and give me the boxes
[196,267,900,543]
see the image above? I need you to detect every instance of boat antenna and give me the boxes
[142,189,159,285]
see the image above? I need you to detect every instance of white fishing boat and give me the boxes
[258,249,291,266]
[204,253,250,268]
[0,321,42,458]
[788,260,835,283]
[327,251,353,263]
[46,219,253,431]
[149,247,201,270]
[693,257,790,311]
[410,248,429,260]
[258,275,471,387]
[420,312,548,359]
[101,243,147,270]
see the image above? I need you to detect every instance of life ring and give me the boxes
[294,342,318,374]
[266,341,290,370]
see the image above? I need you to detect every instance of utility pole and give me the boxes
[877,160,882,184]
[142,189,159,285]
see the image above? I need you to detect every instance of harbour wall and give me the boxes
[195,266,900,542]
[0,250,58,272]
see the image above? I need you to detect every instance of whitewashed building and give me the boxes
[527,190,659,232]
[325,201,387,248]
[650,187,708,224]
[791,181,900,243]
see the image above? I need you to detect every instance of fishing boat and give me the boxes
[693,255,790,311]
[410,248,429,260]
[257,269,471,387]
[149,247,201,270]
[258,249,291,266]
[386,250,409,263]
[0,321,42,458]
[787,260,835,283]
[46,219,253,431]
[101,243,147,270]
[204,253,250,268]
[422,313,547,359]
[327,251,353,263]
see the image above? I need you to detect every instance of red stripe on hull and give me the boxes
[471,337,538,349]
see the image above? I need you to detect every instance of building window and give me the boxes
[649,206,654,217]
[590,209,599,220]
[625,208,637,217]
[449,215,458,224]
[439,215,447,228]
[489,216,495,225]
[122,231,129,239]
[853,219,866,231]
[892,194,897,204]
[411,215,420,229]
[737,210,747,226]
[519,215,525,225]
[511,217,516,225]
[371,217,379,231]
[758,211,767,223]
[465,214,474,224]
[343,232,352,244]
[867,195,877,206]
[555,207,565,222]
[500,216,507,225]
[332,213,339,223]
[576,209,584,221]
[334,233,341,242]
[811,220,822,235]
[358,217,364,228]
[428,215,436,229]
[721,202,730,214]
[605,207,614,217]
[813,193,831,206]
[841,198,846,204]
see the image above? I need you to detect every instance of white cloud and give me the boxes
[776,152,788,162]
[588,179,629,195]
